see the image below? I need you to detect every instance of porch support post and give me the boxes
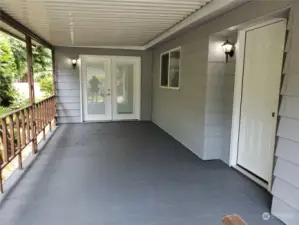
[0,169,3,193]
[26,36,37,154]
[51,48,57,126]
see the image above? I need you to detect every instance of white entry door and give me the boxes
[81,55,141,121]
[237,20,286,182]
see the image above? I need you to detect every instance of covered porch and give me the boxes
[0,122,281,225]
[1,1,299,225]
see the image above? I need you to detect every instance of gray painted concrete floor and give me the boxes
[0,122,283,225]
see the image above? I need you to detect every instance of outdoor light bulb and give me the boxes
[71,59,77,68]
[222,40,234,62]
[222,40,233,53]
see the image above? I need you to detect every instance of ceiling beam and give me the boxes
[0,9,52,48]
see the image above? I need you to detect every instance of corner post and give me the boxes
[51,48,57,126]
[26,36,37,154]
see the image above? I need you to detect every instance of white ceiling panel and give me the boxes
[0,0,245,48]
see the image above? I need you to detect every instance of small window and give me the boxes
[160,47,181,89]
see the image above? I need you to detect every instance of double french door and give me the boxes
[81,55,141,121]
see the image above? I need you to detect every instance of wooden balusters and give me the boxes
[42,102,46,140]
[15,113,22,169]
[0,168,3,193]
[1,119,9,164]
[30,107,37,154]
[1,118,8,193]
[25,109,30,142]
[0,95,56,193]
[8,115,15,160]
[20,110,26,147]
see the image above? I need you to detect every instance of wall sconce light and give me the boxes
[222,40,234,62]
[71,58,77,68]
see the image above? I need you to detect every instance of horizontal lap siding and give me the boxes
[271,3,299,225]
[151,0,295,160]
[272,197,299,224]
[274,158,299,189]
[56,64,81,123]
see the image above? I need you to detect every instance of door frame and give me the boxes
[229,18,286,191]
[79,55,141,122]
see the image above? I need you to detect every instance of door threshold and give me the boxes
[233,165,269,191]
[82,119,139,123]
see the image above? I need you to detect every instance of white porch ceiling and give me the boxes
[0,0,245,48]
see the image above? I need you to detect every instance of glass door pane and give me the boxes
[82,56,111,121]
[86,63,106,115]
[116,64,134,114]
[112,57,141,120]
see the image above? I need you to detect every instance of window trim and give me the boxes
[160,46,181,90]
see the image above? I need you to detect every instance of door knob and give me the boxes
[272,112,276,118]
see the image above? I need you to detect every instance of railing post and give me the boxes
[51,48,57,126]
[42,102,46,140]
[48,99,52,131]
[1,119,9,164]
[20,110,26,147]
[0,169,3,193]
[15,112,22,169]
[26,36,37,154]
[8,115,15,159]
[1,118,8,193]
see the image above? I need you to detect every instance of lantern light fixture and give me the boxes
[71,58,77,68]
[222,40,234,62]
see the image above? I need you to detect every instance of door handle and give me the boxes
[272,112,276,118]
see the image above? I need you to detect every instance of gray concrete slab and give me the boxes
[0,122,283,225]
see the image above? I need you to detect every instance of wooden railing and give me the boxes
[0,95,56,193]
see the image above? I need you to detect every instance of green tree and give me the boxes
[38,73,53,97]
[0,32,53,107]
[7,34,52,81]
[0,37,17,107]
[33,45,51,74]
[8,37,27,80]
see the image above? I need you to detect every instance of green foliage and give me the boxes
[0,31,52,108]
[33,46,52,74]
[0,37,17,107]
[8,37,27,80]
[37,73,53,97]
[1,32,52,81]
[11,92,30,109]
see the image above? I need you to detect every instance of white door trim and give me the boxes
[229,18,286,191]
[79,55,141,122]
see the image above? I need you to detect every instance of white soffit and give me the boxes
[0,0,247,49]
